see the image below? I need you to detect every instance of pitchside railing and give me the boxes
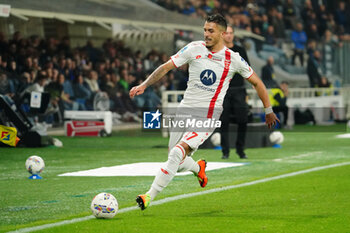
[161,87,350,120]
[163,87,349,106]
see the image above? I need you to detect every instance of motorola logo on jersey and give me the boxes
[200,69,217,86]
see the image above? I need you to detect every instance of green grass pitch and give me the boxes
[0,124,349,232]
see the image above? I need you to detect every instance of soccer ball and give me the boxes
[91,193,118,219]
[25,155,45,175]
[210,132,221,146]
[269,131,284,144]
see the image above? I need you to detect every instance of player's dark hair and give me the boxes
[206,14,227,30]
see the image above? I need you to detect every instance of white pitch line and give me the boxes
[8,161,350,233]
[273,151,322,162]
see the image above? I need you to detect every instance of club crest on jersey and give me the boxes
[180,46,188,54]
[241,57,248,66]
[200,69,216,86]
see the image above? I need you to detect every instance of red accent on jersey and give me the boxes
[170,57,178,68]
[246,72,254,79]
[208,54,213,59]
[196,55,201,59]
[207,49,231,118]
[161,168,169,175]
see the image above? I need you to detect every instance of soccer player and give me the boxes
[129,14,279,210]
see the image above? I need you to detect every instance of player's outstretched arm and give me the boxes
[247,72,280,129]
[129,60,176,99]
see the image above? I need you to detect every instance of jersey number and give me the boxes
[184,132,198,140]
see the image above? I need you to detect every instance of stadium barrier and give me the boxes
[161,87,350,137]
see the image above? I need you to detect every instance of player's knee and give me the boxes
[178,141,192,155]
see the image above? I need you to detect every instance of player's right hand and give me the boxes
[129,84,146,99]
[265,112,280,129]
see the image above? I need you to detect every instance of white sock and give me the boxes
[147,145,185,201]
[177,156,200,174]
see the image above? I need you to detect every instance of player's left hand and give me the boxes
[265,113,280,129]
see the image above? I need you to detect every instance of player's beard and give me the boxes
[205,40,213,50]
[205,44,213,50]
[205,37,217,50]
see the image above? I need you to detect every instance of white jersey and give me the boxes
[171,41,253,119]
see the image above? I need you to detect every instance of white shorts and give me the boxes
[168,128,216,156]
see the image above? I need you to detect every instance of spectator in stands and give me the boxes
[22,72,47,94]
[57,36,72,58]
[318,4,328,36]
[45,70,61,109]
[58,73,84,110]
[73,73,91,108]
[0,32,7,54]
[269,81,289,127]
[306,23,321,41]
[84,70,100,95]
[182,2,196,16]
[322,30,341,76]
[9,31,22,47]
[307,50,323,87]
[283,0,297,29]
[261,56,278,88]
[133,75,161,111]
[318,76,331,88]
[334,1,348,33]
[301,0,314,25]
[44,70,62,123]
[6,60,21,92]
[99,73,115,96]
[272,12,286,39]
[64,58,77,82]
[144,51,159,72]
[264,25,277,45]
[291,22,308,66]
[118,68,130,93]
[0,72,15,104]
[16,72,32,94]
[261,14,269,35]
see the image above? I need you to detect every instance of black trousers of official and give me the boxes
[220,89,248,156]
[273,106,289,125]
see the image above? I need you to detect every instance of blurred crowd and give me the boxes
[1,0,349,126]
[154,0,349,87]
[154,0,349,40]
[0,32,188,125]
